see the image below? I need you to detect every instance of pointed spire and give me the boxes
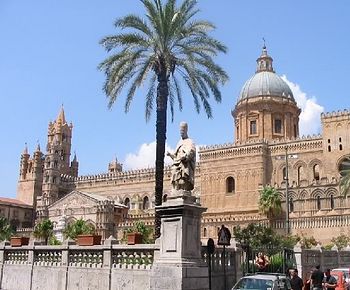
[72,151,77,162]
[57,105,66,124]
[256,40,274,73]
[35,141,41,152]
[23,143,29,155]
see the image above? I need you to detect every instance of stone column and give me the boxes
[150,190,209,290]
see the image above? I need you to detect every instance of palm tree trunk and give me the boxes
[154,66,168,239]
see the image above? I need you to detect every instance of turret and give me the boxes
[19,143,30,180]
[70,152,79,177]
[108,157,123,174]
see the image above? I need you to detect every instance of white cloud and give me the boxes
[281,75,324,136]
[123,141,202,170]
[123,141,173,170]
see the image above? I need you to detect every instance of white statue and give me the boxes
[167,122,196,192]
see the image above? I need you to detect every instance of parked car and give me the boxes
[331,270,349,290]
[232,273,291,290]
[332,268,350,284]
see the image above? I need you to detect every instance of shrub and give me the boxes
[63,218,95,240]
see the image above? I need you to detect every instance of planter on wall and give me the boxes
[76,234,102,246]
[10,237,30,247]
[127,233,143,245]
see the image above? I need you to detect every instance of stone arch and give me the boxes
[124,196,131,209]
[298,189,308,200]
[142,195,150,210]
[310,188,324,199]
[324,187,338,198]
[226,176,235,193]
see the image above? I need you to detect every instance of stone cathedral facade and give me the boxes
[16,47,350,243]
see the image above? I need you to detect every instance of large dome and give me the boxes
[238,71,294,101]
[237,46,294,102]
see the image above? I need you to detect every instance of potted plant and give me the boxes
[10,236,30,247]
[63,218,101,246]
[33,219,54,245]
[126,221,153,245]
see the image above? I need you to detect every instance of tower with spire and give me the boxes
[17,143,44,208]
[16,107,78,214]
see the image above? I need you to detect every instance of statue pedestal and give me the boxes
[150,191,209,290]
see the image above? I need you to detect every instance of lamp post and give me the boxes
[285,147,290,235]
[276,148,298,235]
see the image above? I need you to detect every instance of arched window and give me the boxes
[142,196,150,210]
[275,118,282,134]
[297,166,303,185]
[226,177,235,193]
[203,227,207,237]
[330,195,335,209]
[163,194,168,203]
[124,198,130,209]
[289,198,294,213]
[316,196,321,210]
[313,164,320,181]
[282,167,287,180]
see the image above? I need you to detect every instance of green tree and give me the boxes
[63,219,95,240]
[331,233,350,249]
[33,219,54,245]
[0,217,13,241]
[259,185,282,218]
[233,223,283,253]
[98,0,228,238]
[339,156,350,196]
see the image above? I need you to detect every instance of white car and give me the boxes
[232,273,291,290]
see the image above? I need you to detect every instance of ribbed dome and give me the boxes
[237,46,294,102]
[238,71,294,101]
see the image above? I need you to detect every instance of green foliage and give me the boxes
[331,233,350,249]
[63,219,95,240]
[259,185,282,218]
[294,233,318,249]
[49,235,62,246]
[339,156,350,196]
[33,219,54,245]
[0,217,14,241]
[98,0,228,121]
[125,221,154,244]
[233,223,285,254]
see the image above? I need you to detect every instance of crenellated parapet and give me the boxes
[321,109,350,120]
[269,135,323,154]
[199,140,268,161]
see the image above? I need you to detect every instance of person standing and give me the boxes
[311,265,324,290]
[323,269,337,290]
[290,269,304,290]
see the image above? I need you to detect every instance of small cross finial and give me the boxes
[262,37,266,49]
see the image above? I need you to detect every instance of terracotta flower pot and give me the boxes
[10,237,30,247]
[76,234,102,246]
[127,233,143,245]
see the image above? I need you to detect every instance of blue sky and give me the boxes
[0,0,349,197]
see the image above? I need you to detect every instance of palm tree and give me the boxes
[259,185,282,219]
[98,0,228,237]
[33,219,54,245]
[339,156,350,196]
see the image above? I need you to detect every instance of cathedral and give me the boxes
[16,46,350,243]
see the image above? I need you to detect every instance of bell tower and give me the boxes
[41,107,76,206]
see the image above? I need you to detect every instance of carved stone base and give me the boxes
[151,198,208,290]
[165,189,197,206]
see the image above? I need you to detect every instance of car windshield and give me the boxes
[233,278,274,290]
